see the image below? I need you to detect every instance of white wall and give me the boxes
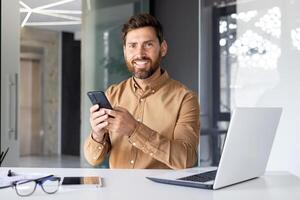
[1,0,20,166]
[235,0,300,176]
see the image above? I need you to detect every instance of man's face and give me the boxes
[123,26,167,79]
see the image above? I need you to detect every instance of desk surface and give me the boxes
[0,167,300,200]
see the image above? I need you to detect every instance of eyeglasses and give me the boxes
[12,175,61,197]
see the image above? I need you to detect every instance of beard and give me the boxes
[126,54,162,79]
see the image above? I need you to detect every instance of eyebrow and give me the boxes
[126,40,155,45]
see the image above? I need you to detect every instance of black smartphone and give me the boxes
[62,176,102,187]
[87,91,112,110]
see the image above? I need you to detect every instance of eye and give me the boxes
[127,43,137,48]
[145,42,153,48]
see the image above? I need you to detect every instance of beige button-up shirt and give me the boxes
[84,70,200,169]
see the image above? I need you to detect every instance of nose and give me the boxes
[136,45,146,58]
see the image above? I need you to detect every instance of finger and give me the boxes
[93,114,109,125]
[102,108,113,112]
[106,117,117,124]
[106,118,118,132]
[90,104,99,113]
[91,109,106,120]
[93,121,109,133]
[105,109,119,118]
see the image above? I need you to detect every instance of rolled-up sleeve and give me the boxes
[128,92,200,169]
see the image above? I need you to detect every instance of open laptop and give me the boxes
[147,107,282,190]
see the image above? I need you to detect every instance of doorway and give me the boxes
[20,57,43,156]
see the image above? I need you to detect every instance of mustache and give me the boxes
[132,57,151,63]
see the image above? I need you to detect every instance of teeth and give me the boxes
[135,60,148,65]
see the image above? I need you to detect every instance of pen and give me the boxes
[0,148,9,166]
[7,169,28,177]
[7,169,55,182]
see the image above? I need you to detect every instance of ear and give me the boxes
[123,45,126,58]
[160,40,168,57]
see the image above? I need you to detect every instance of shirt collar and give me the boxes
[131,68,170,94]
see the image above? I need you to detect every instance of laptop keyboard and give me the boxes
[177,170,217,183]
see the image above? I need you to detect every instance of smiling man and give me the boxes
[84,13,200,169]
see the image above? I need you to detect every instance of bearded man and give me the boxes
[84,13,200,169]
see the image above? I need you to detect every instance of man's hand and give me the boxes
[106,107,139,137]
[89,104,110,143]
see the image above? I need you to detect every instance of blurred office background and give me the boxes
[1,0,300,176]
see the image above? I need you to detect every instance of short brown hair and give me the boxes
[122,13,164,45]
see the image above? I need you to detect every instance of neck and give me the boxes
[134,67,161,91]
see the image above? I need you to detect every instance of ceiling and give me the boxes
[20,0,81,33]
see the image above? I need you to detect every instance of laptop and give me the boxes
[147,107,282,190]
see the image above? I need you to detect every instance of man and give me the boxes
[84,13,200,169]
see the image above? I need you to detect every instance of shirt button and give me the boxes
[152,90,155,93]
[137,119,141,122]
[140,98,144,102]
[98,146,102,150]
[133,142,136,146]
[130,160,134,164]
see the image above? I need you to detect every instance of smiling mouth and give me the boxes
[133,59,150,69]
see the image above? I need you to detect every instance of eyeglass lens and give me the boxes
[41,178,61,194]
[15,180,37,196]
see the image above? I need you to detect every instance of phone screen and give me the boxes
[62,176,101,186]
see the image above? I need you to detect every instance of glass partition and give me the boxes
[234,0,300,174]
[207,0,300,172]
[81,0,149,167]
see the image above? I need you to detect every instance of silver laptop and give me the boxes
[147,107,282,189]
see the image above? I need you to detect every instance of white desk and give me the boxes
[0,167,300,200]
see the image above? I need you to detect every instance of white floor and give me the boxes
[19,155,83,168]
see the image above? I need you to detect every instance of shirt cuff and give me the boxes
[91,131,107,145]
[128,123,158,155]
[86,133,108,160]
